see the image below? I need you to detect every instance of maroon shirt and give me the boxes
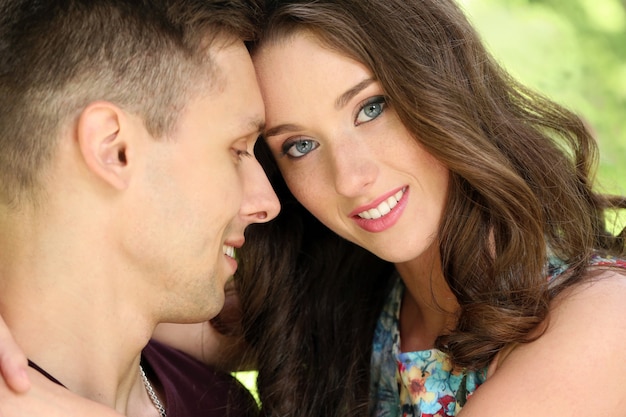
[142,339,259,417]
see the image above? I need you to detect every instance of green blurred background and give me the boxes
[462,0,625,195]
[235,0,626,397]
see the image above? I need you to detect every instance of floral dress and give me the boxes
[369,255,626,417]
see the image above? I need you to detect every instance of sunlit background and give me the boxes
[462,0,626,197]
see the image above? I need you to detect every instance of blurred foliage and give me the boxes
[460,0,626,198]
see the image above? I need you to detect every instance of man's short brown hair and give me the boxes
[0,0,257,206]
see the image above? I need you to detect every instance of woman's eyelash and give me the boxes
[279,137,319,159]
[355,95,387,124]
[280,141,296,156]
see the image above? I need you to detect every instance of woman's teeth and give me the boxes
[358,189,404,220]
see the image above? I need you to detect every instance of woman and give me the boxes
[1,0,626,416]
[237,0,626,416]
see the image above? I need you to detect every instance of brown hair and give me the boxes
[238,0,626,415]
[0,0,257,207]
[238,140,394,416]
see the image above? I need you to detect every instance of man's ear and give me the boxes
[76,101,133,190]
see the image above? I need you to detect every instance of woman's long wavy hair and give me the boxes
[236,0,626,416]
[237,139,395,416]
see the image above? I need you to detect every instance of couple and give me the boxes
[2,0,626,416]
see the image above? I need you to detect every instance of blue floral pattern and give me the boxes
[370,275,487,417]
[370,254,626,416]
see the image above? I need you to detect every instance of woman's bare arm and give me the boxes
[0,368,123,417]
[460,270,626,416]
[0,315,30,393]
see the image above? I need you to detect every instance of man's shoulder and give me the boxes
[143,339,258,417]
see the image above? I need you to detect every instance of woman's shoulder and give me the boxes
[555,256,626,310]
[546,254,626,322]
[465,261,626,416]
[535,258,626,362]
[554,262,626,325]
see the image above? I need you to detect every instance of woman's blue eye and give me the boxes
[355,96,386,125]
[282,138,319,158]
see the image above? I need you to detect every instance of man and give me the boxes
[0,0,279,416]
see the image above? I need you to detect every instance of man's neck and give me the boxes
[0,264,157,415]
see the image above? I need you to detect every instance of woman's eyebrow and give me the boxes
[334,78,374,110]
[263,123,301,139]
[264,78,375,139]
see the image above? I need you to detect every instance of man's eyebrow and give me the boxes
[245,118,265,135]
[334,78,375,110]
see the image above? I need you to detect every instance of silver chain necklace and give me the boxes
[140,365,167,417]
